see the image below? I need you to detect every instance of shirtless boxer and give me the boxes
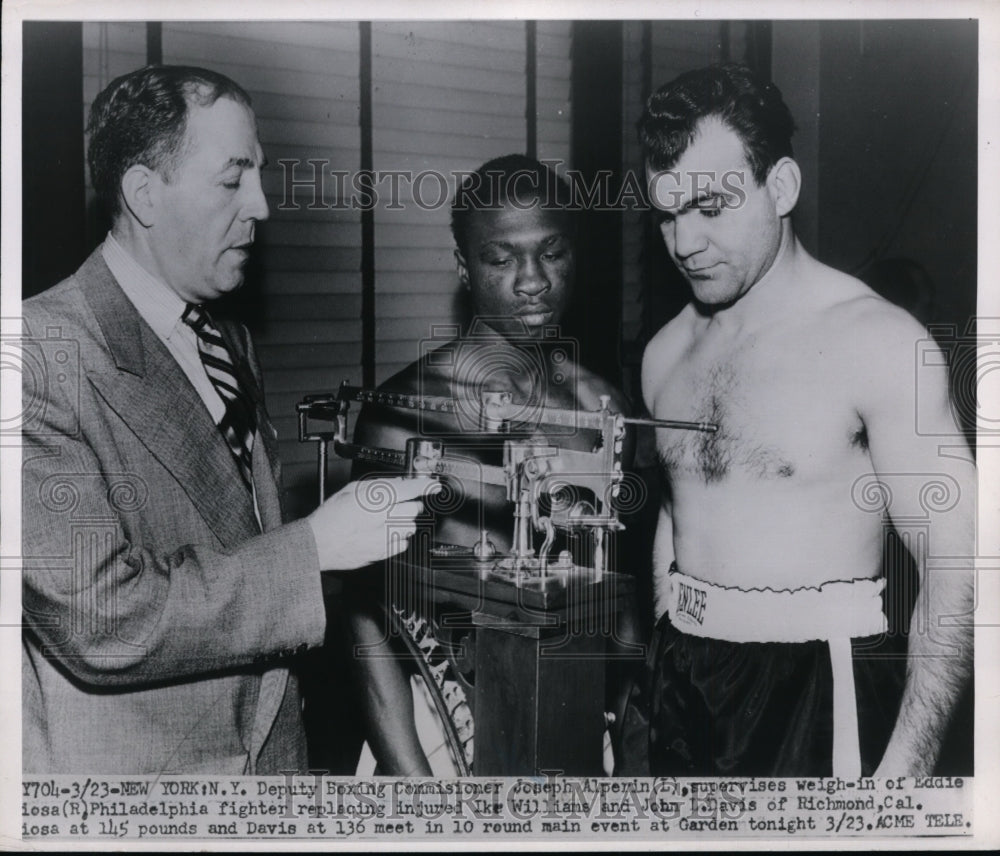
[348,155,634,775]
[626,64,975,777]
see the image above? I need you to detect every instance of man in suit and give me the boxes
[21,64,432,774]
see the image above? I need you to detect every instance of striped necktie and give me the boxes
[182,304,256,490]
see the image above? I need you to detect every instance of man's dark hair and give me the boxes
[87,64,253,219]
[639,63,796,185]
[450,154,573,255]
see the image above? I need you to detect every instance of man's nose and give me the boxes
[670,215,708,260]
[242,170,270,222]
[514,256,550,294]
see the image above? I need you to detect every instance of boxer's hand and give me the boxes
[308,476,439,571]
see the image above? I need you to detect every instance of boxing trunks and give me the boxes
[617,565,906,777]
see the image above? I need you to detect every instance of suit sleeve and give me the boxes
[21,334,327,689]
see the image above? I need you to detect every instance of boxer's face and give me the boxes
[147,96,269,304]
[456,202,575,338]
[647,116,784,307]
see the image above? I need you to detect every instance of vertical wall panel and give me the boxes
[23,23,86,299]
[536,20,572,168]
[370,21,530,383]
[621,20,649,383]
[621,20,725,387]
[82,22,147,207]
[650,20,725,86]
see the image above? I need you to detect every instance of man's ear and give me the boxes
[120,164,158,228]
[455,248,470,290]
[767,157,801,218]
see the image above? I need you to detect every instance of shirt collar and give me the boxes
[101,233,189,341]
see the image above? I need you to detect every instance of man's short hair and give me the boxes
[450,154,573,255]
[87,64,253,220]
[639,63,796,185]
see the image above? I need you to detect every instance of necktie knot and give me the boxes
[182,302,211,333]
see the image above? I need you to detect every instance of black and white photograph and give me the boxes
[1,0,997,849]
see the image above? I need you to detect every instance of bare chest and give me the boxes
[652,344,868,484]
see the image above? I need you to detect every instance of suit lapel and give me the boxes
[80,251,259,548]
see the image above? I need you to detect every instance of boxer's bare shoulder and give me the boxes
[353,343,459,453]
[571,361,630,414]
[792,268,937,414]
[640,303,699,414]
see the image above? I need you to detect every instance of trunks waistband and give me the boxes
[663,567,888,777]
[665,568,887,644]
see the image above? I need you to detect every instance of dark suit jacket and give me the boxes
[21,247,326,774]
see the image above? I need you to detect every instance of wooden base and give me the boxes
[393,551,635,776]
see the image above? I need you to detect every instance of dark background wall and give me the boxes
[22,22,86,300]
[766,19,977,450]
[815,20,977,330]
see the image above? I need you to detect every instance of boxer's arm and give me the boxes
[858,307,975,776]
[652,501,676,621]
[345,592,432,776]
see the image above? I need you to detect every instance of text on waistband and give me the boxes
[676,580,707,625]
